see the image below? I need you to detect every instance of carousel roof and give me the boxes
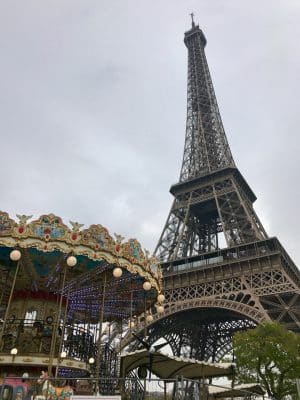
[0,211,162,321]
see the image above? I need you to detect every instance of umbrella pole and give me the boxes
[164,380,167,400]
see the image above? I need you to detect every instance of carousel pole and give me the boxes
[95,270,107,395]
[129,283,134,334]
[0,250,22,350]
[143,292,147,338]
[0,269,10,308]
[55,287,70,378]
[48,255,75,377]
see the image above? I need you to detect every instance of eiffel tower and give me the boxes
[141,18,300,361]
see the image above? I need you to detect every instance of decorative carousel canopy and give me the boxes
[0,211,163,323]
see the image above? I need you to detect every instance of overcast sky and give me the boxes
[0,0,299,266]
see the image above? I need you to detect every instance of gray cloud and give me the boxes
[0,0,299,266]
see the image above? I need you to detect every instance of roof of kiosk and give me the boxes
[121,349,235,379]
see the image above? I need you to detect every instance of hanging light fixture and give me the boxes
[10,249,21,261]
[143,281,151,291]
[66,255,77,267]
[157,293,165,303]
[156,305,164,314]
[113,267,123,278]
[146,314,153,323]
[60,351,67,359]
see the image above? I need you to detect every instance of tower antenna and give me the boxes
[190,12,195,28]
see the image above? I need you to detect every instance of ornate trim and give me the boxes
[0,211,162,291]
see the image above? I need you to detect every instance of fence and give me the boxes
[0,376,267,400]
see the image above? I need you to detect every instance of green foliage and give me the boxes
[233,322,300,400]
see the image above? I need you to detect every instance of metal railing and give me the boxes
[0,376,267,400]
[0,320,98,361]
[163,238,280,276]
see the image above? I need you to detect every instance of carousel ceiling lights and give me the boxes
[112,267,123,278]
[9,249,21,261]
[143,281,151,291]
[146,314,153,323]
[66,255,77,267]
[60,351,67,359]
[157,293,165,303]
[156,305,164,314]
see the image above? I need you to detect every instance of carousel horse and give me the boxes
[57,383,73,400]
[35,371,73,400]
[35,371,56,400]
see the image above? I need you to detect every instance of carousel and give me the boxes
[0,211,163,397]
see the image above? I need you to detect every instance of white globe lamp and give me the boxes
[146,314,153,323]
[113,267,123,278]
[143,281,151,291]
[157,293,165,303]
[10,250,21,261]
[157,305,164,314]
[66,255,77,267]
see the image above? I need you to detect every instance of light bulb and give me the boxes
[66,255,77,267]
[113,267,122,278]
[157,293,165,303]
[146,314,153,323]
[143,281,151,291]
[157,305,164,314]
[10,250,21,261]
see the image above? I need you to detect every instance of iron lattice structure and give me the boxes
[155,22,267,262]
[147,21,300,361]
